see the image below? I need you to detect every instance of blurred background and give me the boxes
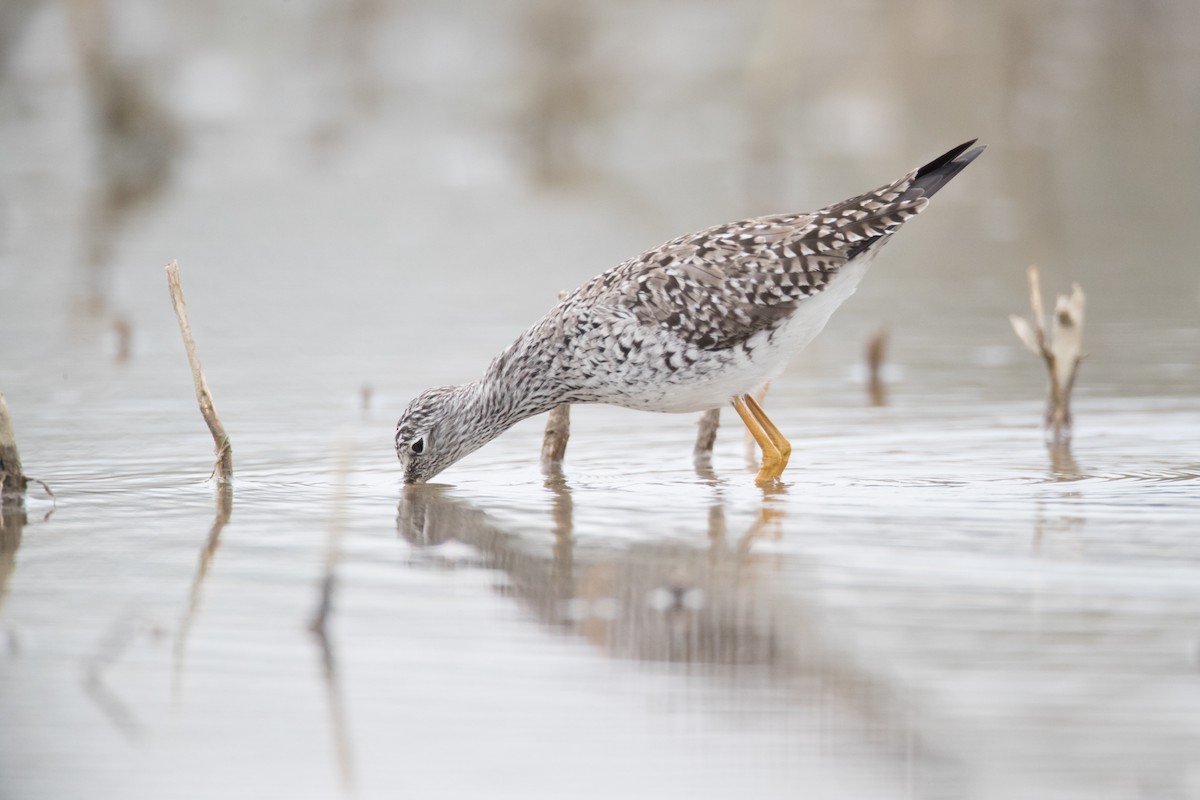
[2,2,1200,800]
[2,0,1198,397]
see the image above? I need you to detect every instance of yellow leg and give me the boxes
[744,394,792,475]
[731,395,787,485]
[743,382,771,466]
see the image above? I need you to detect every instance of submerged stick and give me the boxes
[165,261,233,483]
[0,393,28,507]
[1009,265,1086,443]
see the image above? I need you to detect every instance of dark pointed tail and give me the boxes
[911,139,986,199]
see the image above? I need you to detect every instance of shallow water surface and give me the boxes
[3,339,1199,799]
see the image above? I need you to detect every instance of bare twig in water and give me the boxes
[165,261,233,483]
[309,440,355,794]
[0,393,28,508]
[541,291,572,472]
[865,327,889,407]
[1009,265,1086,443]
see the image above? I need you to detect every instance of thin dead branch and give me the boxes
[1009,265,1086,443]
[165,261,233,483]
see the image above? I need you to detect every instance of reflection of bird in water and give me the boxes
[395,483,780,665]
[396,141,984,485]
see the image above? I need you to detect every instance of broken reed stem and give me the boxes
[0,393,28,507]
[165,261,233,483]
[1008,265,1086,444]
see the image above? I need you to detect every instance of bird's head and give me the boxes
[394,384,493,484]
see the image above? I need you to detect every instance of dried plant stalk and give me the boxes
[1008,265,1086,443]
[165,261,233,483]
[0,393,27,507]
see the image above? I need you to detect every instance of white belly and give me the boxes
[641,255,875,413]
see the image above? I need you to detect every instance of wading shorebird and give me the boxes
[396,140,985,485]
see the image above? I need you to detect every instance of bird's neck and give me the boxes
[458,365,562,447]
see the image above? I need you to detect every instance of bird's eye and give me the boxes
[409,438,425,455]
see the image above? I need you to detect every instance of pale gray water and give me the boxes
[3,2,1200,799]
